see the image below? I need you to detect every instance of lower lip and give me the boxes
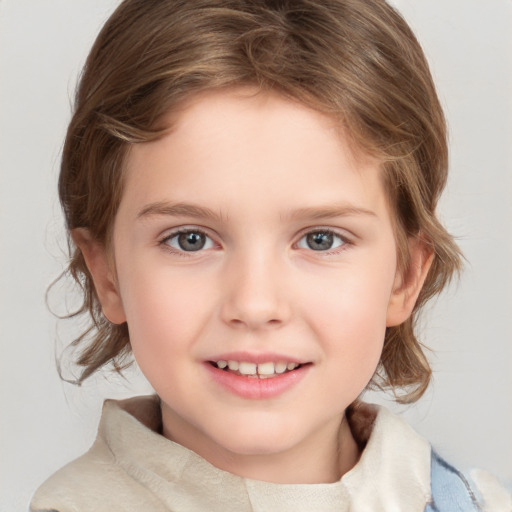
[204,363,310,400]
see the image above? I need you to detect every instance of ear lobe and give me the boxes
[71,228,127,325]
[386,238,433,327]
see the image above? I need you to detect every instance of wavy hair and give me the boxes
[57,0,462,402]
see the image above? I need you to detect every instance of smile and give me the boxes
[213,360,301,379]
[205,357,310,399]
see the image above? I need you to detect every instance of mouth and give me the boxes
[208,360,307,379]
[205,357,311,399]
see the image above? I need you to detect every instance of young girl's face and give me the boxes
[92,88,419,481]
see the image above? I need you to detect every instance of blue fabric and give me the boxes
[425,450,482,512]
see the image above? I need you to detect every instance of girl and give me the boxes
[29,0,510,510]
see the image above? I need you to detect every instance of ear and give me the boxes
[72,228,127,325]
[386,237,433,327]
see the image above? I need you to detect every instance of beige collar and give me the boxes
[101,395,431,511]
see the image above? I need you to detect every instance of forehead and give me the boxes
[120,88,389,222]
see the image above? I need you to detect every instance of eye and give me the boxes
[163,229,215,252]
[297,230,346,252]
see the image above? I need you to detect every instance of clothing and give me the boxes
[30,395,511,512]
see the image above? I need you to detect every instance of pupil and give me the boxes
[178,232,205,251]
[307,232,333,251]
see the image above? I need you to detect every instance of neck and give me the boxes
[161,407,360,484]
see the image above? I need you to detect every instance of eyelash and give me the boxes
[158,227,352,256]
[295,228,352,255]
[159,228,216,257]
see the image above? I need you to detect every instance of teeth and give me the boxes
[257,362,275,375]
[275,362,287,374]
[215,360,301,377]
[238,362,257,375]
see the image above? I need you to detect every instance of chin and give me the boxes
[207,419,303,457]
[224,437,294,457]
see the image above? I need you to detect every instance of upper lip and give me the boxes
[204,352,308,365]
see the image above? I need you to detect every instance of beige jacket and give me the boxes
[30,395,511,512]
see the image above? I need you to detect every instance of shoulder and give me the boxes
[428,449,511,512]
[30,437,114,511]
[470,468,512,512]
[29,436,159,512]
[350,403,511,512]
[30,396,168,512]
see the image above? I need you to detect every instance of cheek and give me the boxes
[303,258,395,382]
[318,296,386,400]
[117,268,213,370]
[307,258,394,330]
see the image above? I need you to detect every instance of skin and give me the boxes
[76,88,431,484]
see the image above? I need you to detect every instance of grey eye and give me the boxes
[167,231,214,252]
[297,231,345,251]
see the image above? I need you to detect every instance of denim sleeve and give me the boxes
[425,450,482,512]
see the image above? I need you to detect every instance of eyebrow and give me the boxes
[137,201,377,223]
[137,201,223,222]
[286,204,377,222]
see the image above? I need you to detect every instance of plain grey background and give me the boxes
[1,1,511,510]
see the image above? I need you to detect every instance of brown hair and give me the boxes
[58,0,462,402]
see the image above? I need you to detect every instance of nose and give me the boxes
[220,249,292,330]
